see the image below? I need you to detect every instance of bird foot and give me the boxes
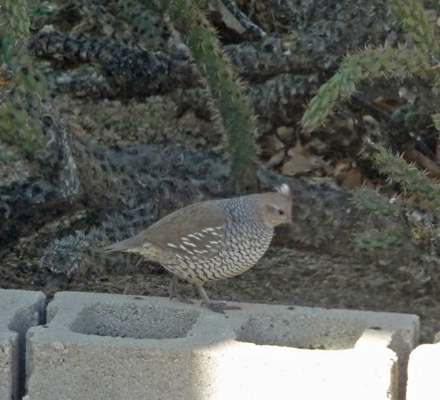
[197,285,240,313]
[169,276,194,304]
[203,301,241,314]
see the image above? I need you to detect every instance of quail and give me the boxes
[106,184,292,312]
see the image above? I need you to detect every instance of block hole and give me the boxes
[8,301,46,399]
[70,303,199,339]
[237,314,365,350]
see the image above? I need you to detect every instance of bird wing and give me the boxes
[144,200,226,259]
[106,200,227,260]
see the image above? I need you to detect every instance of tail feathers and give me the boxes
[105,235,152,253]
[105,242,130,252]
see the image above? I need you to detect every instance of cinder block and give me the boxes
[26,292,419,400]
[0,289,45,400]
[406,341,440,400]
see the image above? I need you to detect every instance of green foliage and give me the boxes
[302,0,439,133]
[354,230,406,251]
[297,0,440,253]
[386,0,439,55]
[354,188,399,219]
[362,141,440,210]
[0,3,49,156]
[302,46,431,133]
[112,0,169,48]
[1,0,30,38]
[150,0,258,192]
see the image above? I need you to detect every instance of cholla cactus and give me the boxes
[361,140,440,211]
[354,188,399,220]
[302,0,439,133]
[0,0,48,156]
[354,230,405,251]
[386,0,439,55]
[301,46,432,133]
[153,0,258,191]
[1,0,30,38]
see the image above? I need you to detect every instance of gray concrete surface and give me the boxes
[0,289,45,400]
[406,341,440,400]
[25,292,419,400]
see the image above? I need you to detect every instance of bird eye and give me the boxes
[278,209,284,215]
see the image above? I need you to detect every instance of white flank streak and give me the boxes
[206,245,211,248]
[176,254,183,259]
[167,243,178,248]
[209,241,218,244]
[183,241,197,248]
[204,228,215,232]
[186,250,194,255]
[180,245,187,251]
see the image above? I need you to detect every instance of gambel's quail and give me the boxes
[106,184,292,312]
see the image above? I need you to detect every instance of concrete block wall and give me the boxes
[0,290,45,400]
[406,335,440,400]
[25,292,418,400]
[1,289,434,400]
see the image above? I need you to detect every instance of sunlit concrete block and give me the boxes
[26,292,418,400]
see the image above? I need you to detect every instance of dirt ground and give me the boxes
[2,233,439,343]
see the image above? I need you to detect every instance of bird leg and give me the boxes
[197,285,241,313]
[169,275,193,304]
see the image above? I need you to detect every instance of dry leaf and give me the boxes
[281,142,333,176]
[341,169,363,189]
[276,126,294,142]
[266,150,285,168]
[281,155,315,175]
[373,97,400,112]
[333,161,350,176]
[261,135,285,156]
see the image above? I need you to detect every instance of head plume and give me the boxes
[275,183,291,199]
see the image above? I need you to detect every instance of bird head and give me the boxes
[257,184,292,228]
